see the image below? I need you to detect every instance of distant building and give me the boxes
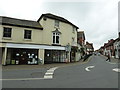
[114,38,120,59]
[103,39,115,58]
[86,41,94,55]
[77,31,86,58]
[77,31,85,46]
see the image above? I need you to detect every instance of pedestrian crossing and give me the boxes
[44,67,58,79]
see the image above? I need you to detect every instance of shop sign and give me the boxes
[65,45,71,52]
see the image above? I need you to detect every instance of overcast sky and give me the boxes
[0,0,119,50]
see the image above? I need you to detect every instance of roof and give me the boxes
[107,39,115,46]
[37,13,79,29]
[104,39,115,47]
[0,16,43,30]
[114,37,120,42]
[86,42,94,49]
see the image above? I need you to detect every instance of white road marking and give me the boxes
[44,76,53,79]
[1,78,44,81]
[112,68,120,72]
[1,67,59,81]
[107,61,117,64]
[44,67,58,79]
[85,66,95,72]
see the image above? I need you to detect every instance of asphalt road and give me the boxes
[2,55,119,88]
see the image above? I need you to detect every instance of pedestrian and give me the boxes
[106,54,110,62]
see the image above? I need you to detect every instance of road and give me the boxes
[2,55,119,88]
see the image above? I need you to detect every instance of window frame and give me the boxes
[3,27,12,38]
[52,32,60,44]
[24,30,32,40]
[72,27,76,33]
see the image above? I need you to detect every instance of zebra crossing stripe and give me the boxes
[44,67,58,79]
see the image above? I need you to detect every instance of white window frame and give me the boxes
[53,32,60,44]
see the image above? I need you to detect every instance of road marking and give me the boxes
[44,67,58,79]
[1,78,45,81]
[106,61,118,64]
[85,66,95,71]
[112,68,120,72]
[1,67,58,81]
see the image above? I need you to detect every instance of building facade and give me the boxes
[114,38,120,59]
[85,42,94,55]
[38,13,79,63]
[77,31,86,59]
[0,13,79,65]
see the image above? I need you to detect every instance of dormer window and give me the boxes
[55,20,59,28]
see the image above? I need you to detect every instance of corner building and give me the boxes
[0,13,79,65]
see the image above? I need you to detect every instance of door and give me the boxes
[19,51,28,64]
[44,50,52,64]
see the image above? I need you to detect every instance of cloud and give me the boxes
[0,0,119,50]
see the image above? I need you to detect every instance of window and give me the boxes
[55,20,59,27]
[3,27,12,38]
[53,33,60,44]
[73,27,76,33]
[72,37,75,42]
[24,30,32,39]
[43,17,47,21]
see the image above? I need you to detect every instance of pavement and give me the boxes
[2,55,93,71]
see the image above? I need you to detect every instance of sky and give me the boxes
[0,0,119,50]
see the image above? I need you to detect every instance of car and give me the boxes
[98,53,100,56]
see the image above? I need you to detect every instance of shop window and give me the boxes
[3,27,12,38]
[24,30,32,39]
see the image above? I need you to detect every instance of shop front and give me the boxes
[6,48,38,65]
[2,43,66,65]
[44,50,67,64]
[70,46,78,62]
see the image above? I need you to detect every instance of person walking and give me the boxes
[106,54,111,62]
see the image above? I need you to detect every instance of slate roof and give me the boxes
[86,42,94,49]
[37,13,79,29]
[0,16,43,30]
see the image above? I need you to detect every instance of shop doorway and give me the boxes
[44,50,52,64]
